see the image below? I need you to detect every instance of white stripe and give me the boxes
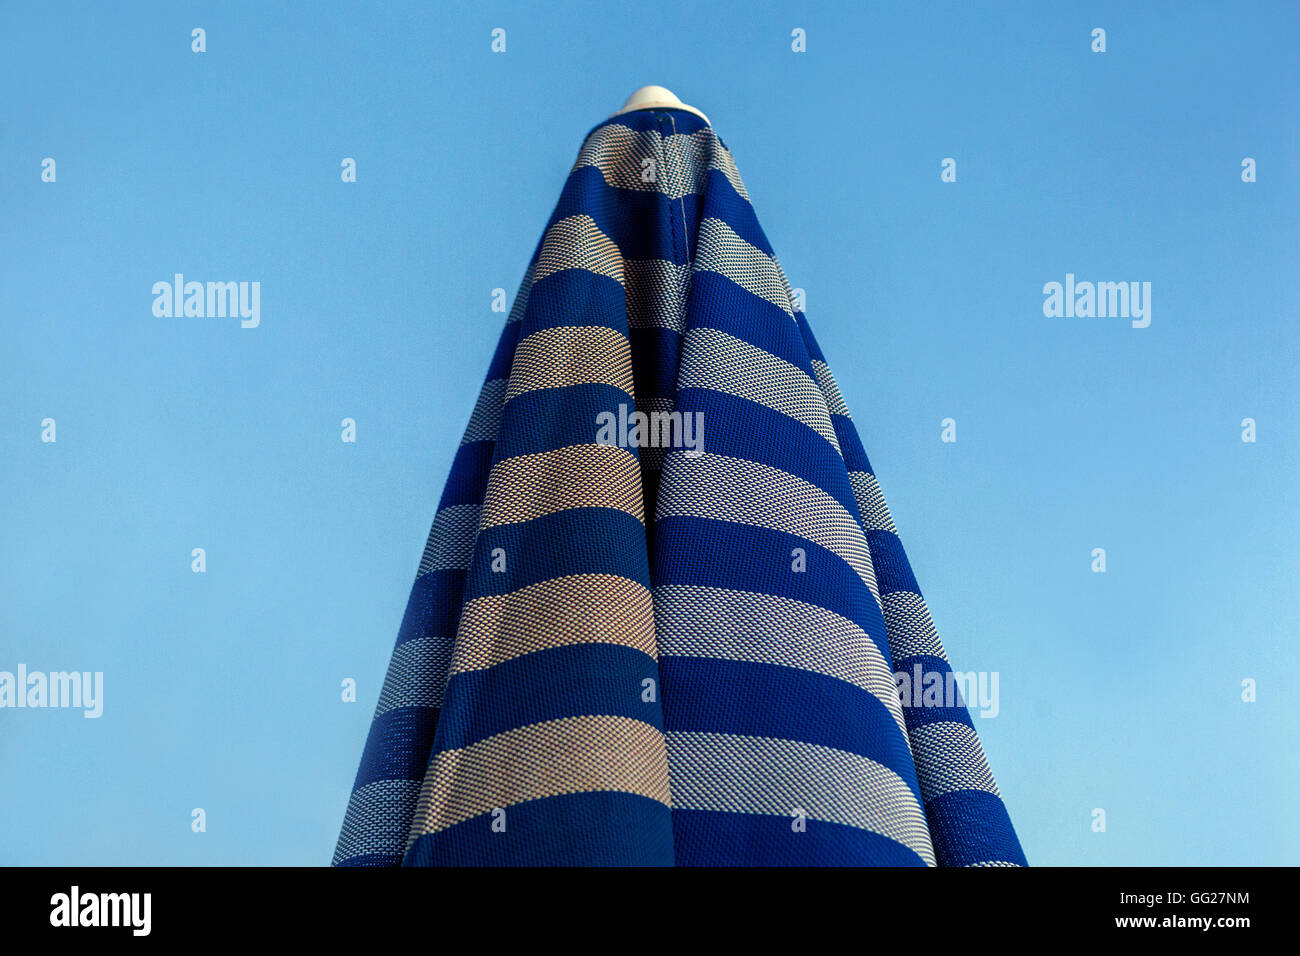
[694,218,793,316]
[460,379,506,445]
[677,326,840,451]
[657,452,880,602]
[908,721,1002,802]
[374,636,452,717]
[666,731,936,865]
[333,779,424,863]
[417,503,481,576]
[653,583,906,737]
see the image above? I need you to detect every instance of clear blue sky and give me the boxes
[2,0,1296,866]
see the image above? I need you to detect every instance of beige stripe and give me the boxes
[504,325,634,401]
[678,326,840,451]
[908,721,1002,803]
[407,715,672,839]
[481,444,645,528]
[532,215,624,286]
[626,258,691,333]
[773,254,802,314]
[573,124,749,201]
[334,779,424,864]
[694,218,793,316]
[709,142,751,202]
[374,636,452,716]
[849,470,897,534]
[811,360,850,419]
[666,731,935,865]
[505,260,537,324]
[451,574,656,676]
[573,124,686,198]
[635,396,675,473]
[653,584,907,737]
[880,590,947,661]
[460,378,507,446]
[417,503,481,575]
[657,452,879,601]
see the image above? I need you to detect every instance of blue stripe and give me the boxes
[468,508,649,597]
[439,441,494,508]
[394,567,466,648]
[865,528,923,596]
[435,643,663,751]
[671,809,928,867]
[544,149,761,271]
[699,168,771,254]
[659,656,922,800]
[687,270,814,374]
[830,412,877,477]
[492,383,636,461]
[925,789,1027,867]
[673,386,859,515]
[547,166,701,265]
[516,267,628,335]
[794,310,826,363]
[405,790,674,866]
[653,514,892,661]
[484,319,521,381]
[893,653,980,731]
[353,706,441,790]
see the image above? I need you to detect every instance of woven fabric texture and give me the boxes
[333,106,1027,868]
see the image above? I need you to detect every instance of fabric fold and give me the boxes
[334,104,1026,868]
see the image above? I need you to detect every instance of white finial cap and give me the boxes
[614,85,709,125]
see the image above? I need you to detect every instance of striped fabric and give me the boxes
[334,106,1027,867]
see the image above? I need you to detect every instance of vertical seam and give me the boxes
[661,111,691,262]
